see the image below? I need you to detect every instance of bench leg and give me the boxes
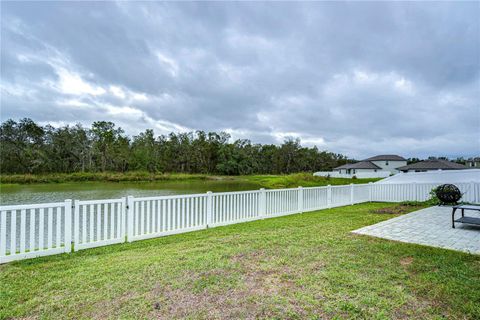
[461,208,464,217]
[452,208,457,228]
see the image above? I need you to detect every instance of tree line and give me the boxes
[0,118,350,175]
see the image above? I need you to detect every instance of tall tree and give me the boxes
[0,118,353,175]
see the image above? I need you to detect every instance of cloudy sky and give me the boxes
[1,2,479,159]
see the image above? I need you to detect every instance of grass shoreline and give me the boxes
[1,202,478,319]
[0,172,381,189]
[0,172,210,184]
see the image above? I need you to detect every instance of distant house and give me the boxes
[334,155,407,175]
[334,161,382,175]
[466,157,480,168]
[362,155,408,174]
[397,159,468,173]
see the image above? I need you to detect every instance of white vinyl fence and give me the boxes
[0,201,72,263]
[1,182,479,263]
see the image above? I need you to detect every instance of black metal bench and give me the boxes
[452,205,480,228]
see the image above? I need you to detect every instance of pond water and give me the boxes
[0,180,261,205]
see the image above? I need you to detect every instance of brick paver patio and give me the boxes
[353,206,480,255]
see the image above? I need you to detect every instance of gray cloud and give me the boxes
[1,1,479,159]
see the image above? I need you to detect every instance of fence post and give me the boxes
[350,183,354,205]
[413,182,417,202]
[64,199,72,253]
[260,188,266,217]
[298,186,304,213]
[469,181,475,203]
[0,211,6,261]
[73,200,79,251]
[327,185,332,208]
[206,191,213,228]
[121,197,127,242]
[368,182,373,202]
[127,196,134,242]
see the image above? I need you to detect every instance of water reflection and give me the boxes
[0,180,261,205]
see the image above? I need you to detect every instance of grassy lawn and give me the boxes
[1,202,479,319]
[241,173,380,189]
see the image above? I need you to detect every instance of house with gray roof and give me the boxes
[334,155,407,175]
[466,157,480,168]
[397,159,468,173]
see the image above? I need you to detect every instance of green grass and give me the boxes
[1,202,479,319]
[242,173,381,189]
[0,172,211,184]
[0,172,380,189]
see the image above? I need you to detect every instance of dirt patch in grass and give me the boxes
[393,298,444,320]
[400,256,414,266]
[230,250,267,264]
[308,260,327,272]
[87,291,141,319]
[148,272,308,319]
[371,204,424,215]
[146,251,317,319]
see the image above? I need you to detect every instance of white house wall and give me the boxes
[371,160,407,174]
[314,171,391,179]
[336,168,379,174]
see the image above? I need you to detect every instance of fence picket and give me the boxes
[154,200,159,233]
[56,208,61,247]
[47,208,53,249]
[89,205,94,243]
[29,209,35,252]
[110,203,114,239]
[20,210,26,253]
[96,204,101,242]
[103,203,108,240]
[39,209,44,250]
[82,205,87,244]
[166,199,171,231]
[65,200,72,253]
[11,211,17,254]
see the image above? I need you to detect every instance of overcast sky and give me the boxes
[1,2,479,159]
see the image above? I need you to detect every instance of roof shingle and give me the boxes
[334,161,381,170]
[397,160,468,171]
[363,155,406,161]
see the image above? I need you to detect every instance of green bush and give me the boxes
[426,187,441,205]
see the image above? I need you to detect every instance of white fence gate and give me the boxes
[211,190,261,227]
[1,182,479,263]
[74,198,126,251]
[128,194,208,242]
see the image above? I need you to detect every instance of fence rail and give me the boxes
[1,182,479,263]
